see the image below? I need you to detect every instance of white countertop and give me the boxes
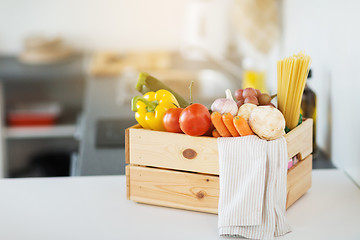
[0,169,359,240]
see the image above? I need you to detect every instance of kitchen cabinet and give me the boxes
[74,74,136,176]
[0,55,85,177]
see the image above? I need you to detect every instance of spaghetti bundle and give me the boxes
[277,52,311,130]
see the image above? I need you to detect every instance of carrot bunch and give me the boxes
[211,112,254,138]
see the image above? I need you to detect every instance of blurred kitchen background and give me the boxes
[0,0,358,185]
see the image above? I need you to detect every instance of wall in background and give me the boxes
[0,0,188,54]
[1,0,359,183]
[283,0,360,185]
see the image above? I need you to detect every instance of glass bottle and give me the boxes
[301,69,317,153]
[242,58,267,93]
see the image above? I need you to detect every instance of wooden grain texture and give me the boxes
[285,119,313,160]
[127,119,313,175]
[286,154,312,208]
[127,155,312,214]
[125,165,130,200]
[129,165,220,214]
[129,127,219,174]
[125,127,130,164]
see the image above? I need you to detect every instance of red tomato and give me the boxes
[163,108,183,133]
[179,104,211,136]
[203,122,215,137]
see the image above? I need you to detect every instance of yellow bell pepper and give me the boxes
[131,89,179,131]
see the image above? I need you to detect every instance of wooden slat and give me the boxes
[127,154,312,214]
[125,127,130,164]
[129,128,219,174]
[126,165,130,200]
[286,154,312,208]
[127,119,313,175]
[129,165,220,214]
[285,119,313,160]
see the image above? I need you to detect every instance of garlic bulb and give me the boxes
[211,89,238,116]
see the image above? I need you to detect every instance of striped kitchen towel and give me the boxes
[217,136,291,239]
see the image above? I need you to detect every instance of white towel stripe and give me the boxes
[217,136,291,240]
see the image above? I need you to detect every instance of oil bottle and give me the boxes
[241,58,267,93]
[301,69,317,153]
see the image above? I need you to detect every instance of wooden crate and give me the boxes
[126,119,313,214]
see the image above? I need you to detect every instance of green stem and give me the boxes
[131,96,157,112]
[271,94,277,100]
[135,72,190,108]
[135,72,151,94]
[189,81,194,105]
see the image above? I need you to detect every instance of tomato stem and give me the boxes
[189,81,194,105]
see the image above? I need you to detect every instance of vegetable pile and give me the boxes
[131,72,288,141]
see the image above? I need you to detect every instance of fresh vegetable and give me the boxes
[163,108,183,133]
[222,113,240,137]
[234,89,243,101]
[234,87,276,108]
[233,116,254,136]
[204,122,215,137]
[236,99,244,108]
[237,103,258,122]
[258,93,272,105]
[179,103,211,136]
[266,103,276,108]
[212,129,221,138]
[210,89,238,116]
[243,88,258,98]
[244,95,259,105]
[235,88,258,107]
[249,106,285,140]
[210,112,232,137]
[131,89,179,131]
[135,72,190,108]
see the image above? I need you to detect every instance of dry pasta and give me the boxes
[277,52,311,130]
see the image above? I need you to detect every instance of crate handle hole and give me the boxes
[182,148,197,159]
[293,152,303,161]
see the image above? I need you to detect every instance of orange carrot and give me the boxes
[233,116,254,136]
[212,129,221,138]
[211,112,232,137]
[222,113,240,137]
